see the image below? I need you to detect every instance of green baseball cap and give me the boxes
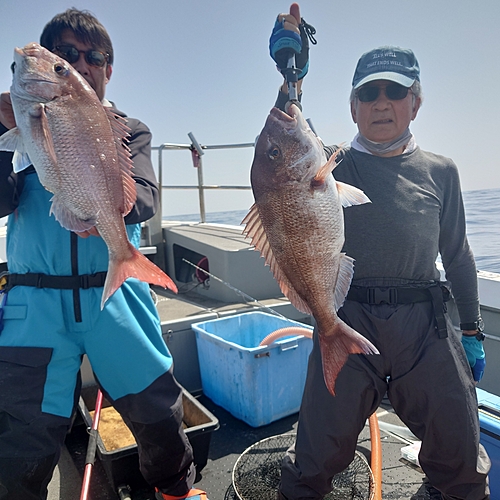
[352,46,420,89]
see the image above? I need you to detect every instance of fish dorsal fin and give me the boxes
[334,253,355,311]
[104,107,136,216]
[242,204,313,315]
[336,181,371,208]
[0,127,32,172]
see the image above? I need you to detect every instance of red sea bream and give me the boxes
[243,104,378,395]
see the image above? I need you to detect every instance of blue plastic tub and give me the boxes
[477,388,500,498]
[192,312,313,427]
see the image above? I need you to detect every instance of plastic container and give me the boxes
[191,311,313,427]
[477,388,500,498]
[78,386,219,491]
[400,441,421,467]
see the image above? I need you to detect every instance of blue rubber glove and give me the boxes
[461,335,486,382]
[269,17,310,80]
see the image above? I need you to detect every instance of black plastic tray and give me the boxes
[78,386,219,491]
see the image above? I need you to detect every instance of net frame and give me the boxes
[231,433,374,500]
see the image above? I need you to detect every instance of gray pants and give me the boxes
[279,299,490,500]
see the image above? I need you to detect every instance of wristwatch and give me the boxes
[460,318,485,341]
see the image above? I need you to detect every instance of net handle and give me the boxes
[259,327,383,500]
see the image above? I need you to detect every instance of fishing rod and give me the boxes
[182,258,289,320]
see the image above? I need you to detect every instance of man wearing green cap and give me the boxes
[269,4,490,500]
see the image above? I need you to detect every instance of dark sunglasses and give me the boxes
[356,83,411,103]
[52,45,109,68]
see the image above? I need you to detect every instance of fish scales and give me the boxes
[43,96,134,260]
[44,93,122,221]
[243,104,379,395]
[260,190,341,314]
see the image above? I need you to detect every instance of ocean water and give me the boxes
[463,188,500,273]
[171,187,500,274]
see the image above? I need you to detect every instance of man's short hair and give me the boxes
[40,8,114,65]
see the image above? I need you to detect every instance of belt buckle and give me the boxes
[80,274,90,289]
[0,289,7,333]
[368,287,397,305]
[0,271,8,291]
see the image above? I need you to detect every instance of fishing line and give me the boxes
[182,258,288,320]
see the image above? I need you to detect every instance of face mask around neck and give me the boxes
[356,128,412,155]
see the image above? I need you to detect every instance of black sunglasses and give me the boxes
[356,83,411,103]
[52,45,109,68]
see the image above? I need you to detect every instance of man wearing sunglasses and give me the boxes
[270,4,490,500]
[0,8,209,500]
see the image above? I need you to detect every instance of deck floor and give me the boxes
[49,284,427,500]
[53,394,425,500]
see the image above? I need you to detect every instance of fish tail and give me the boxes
[319,320,379,396]
[101,244,178,309]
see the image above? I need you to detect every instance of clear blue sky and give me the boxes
[1,0,499,217]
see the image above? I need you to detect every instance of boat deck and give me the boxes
[54,392,426,500]
[49,286,427,500]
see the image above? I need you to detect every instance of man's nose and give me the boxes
[71,54,90,74]
[373,89,390,108]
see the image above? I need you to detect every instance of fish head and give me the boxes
[10,42,91,103]
[251,103,325,195]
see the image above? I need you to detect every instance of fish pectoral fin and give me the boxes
[313,147,342,184]
[0,127,32,173]
[104,107,136,216]
[336,181,371,208]
[12,150,32,173]
[319,320,379,396]
[242,204,312,315]
[0,126,22,152]
[49,194,96,232]
[334,253,355,311]
[29,103,59,170]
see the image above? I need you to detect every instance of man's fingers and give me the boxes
[277,3,301,34]
[76,227,100,238]
[0,91,16,129]
[279,14,300,34]
[290,3,301,24]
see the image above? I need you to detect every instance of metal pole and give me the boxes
[151,139,256,223]
[196,157,206,223]
[157,145,164,210]
[188,133,206,223]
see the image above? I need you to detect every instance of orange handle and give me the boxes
[260,326,382,499]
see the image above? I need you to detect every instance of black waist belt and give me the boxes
[7,272,107,290]
[347,286,434,305]
[346,283,450,339]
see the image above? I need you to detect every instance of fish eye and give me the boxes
[268,146,281,160]
[10,62,15,74]
[54,63,69,76]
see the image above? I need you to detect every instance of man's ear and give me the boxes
[411,96,422,120]
[350,100,357,124]
[106,64,112,83]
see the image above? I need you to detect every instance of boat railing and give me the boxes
[152,133,255,223]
